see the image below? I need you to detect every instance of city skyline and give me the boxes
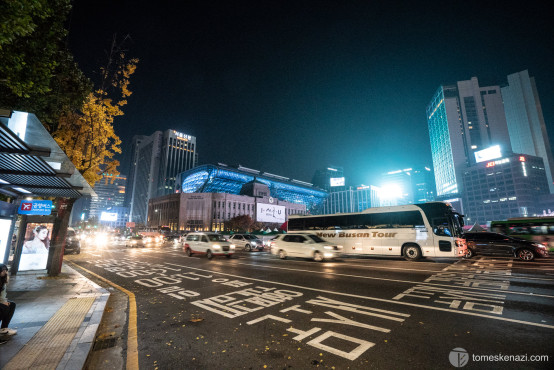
[67,1,554,187]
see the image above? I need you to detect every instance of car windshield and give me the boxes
[245,235,259,240]
[132,236,143,240]
[307,235,326,243]
[207,234,227,242]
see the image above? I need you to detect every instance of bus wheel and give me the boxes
[279,250,287,259]
[207,250,213,260]
[465,249,474,259]
[185,248,192,257]
[403,244,422,261]
[516,248,535,261]
[313,251,324,262]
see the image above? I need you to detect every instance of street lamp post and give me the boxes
[155,208,161,228]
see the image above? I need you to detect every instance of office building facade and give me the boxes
[126,129,197,225]
[149,181,306,232]
[427,78,511,198]
[501,70,554,193]
[321,185,379,214]
[312,166,346,192]
[461,153,549,223]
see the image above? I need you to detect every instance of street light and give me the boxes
[155,209,161,227]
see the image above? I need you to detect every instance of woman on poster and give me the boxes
[22,225,50,254]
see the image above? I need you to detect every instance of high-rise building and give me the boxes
[312,166,345,192]
[71,174,127,225]
[461,153,550,223]
[321,185,379,214]
[412,167,435,203]
[378,167,435,206]
[89,174,127,220]
[124,135,146,213]
[126,129,197,225]
[501,70,554,193]
[427,78,511,198]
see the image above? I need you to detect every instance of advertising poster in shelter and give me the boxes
[19,222,53,271]
[0,219,12,264]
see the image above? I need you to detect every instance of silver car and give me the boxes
[184,232,235,259]
[228,234,264,251]
[270,233,342,261]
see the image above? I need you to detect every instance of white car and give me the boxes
[183,232,235,259]
[228,234,264,251]
[270,233,342,261]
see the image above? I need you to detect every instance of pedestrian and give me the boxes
[0,263,17,338]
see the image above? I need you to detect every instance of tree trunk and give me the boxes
[47,197,76,276]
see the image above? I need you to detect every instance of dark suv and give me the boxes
[464,231,548,261]
[64,228,81,254]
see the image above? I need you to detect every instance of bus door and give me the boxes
[430,217,455,257]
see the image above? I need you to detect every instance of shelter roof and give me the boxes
[0,110,95,199]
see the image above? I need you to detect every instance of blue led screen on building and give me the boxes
[179,165,328,212]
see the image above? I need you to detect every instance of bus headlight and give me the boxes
[324,246,333,250]
[213,245,221,249]
[230,244,235,249]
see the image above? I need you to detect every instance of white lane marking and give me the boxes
[162,261,554,330]
[212,260,554,298]
[165,250,554,281]
[306,331,375,361]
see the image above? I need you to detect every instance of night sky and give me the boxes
[67,1,554,187]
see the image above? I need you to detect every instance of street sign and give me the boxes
[18,200,53,215]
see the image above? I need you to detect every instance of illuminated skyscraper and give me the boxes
[427,78,511,197]
[312,166,345,192]
[126,129,197,225]
[501,70,554,193]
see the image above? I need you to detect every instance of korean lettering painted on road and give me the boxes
[244,295,410,361]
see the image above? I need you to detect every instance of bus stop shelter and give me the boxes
[0,109,95,275]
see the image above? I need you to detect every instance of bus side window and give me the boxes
[346,214,365,229]
[289,218,305,231]
[325,216,346,230]
[395,211,424,228]
[372,213,393,229]
[305,218,322,230]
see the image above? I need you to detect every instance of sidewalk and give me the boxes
[0,263,110,370]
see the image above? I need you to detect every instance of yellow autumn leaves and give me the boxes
[54,55,138,186]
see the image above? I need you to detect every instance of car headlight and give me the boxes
[213,245,221,249]
[131,241,137,244]
[324,246,333,250]
[533,243,546,249]
[230,244,235,249]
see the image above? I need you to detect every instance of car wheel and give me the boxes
[185,248,192,257]
[313,251,324,262]
[403,244,422,261]
[207,250,213,260]
[245,244,251,252]
[465,248,474,258]
[279,250,287,259]
[516,248,535,261]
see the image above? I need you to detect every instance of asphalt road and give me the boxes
[66,241,554,369]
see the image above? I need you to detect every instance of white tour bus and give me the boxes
[287,202,467,261]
